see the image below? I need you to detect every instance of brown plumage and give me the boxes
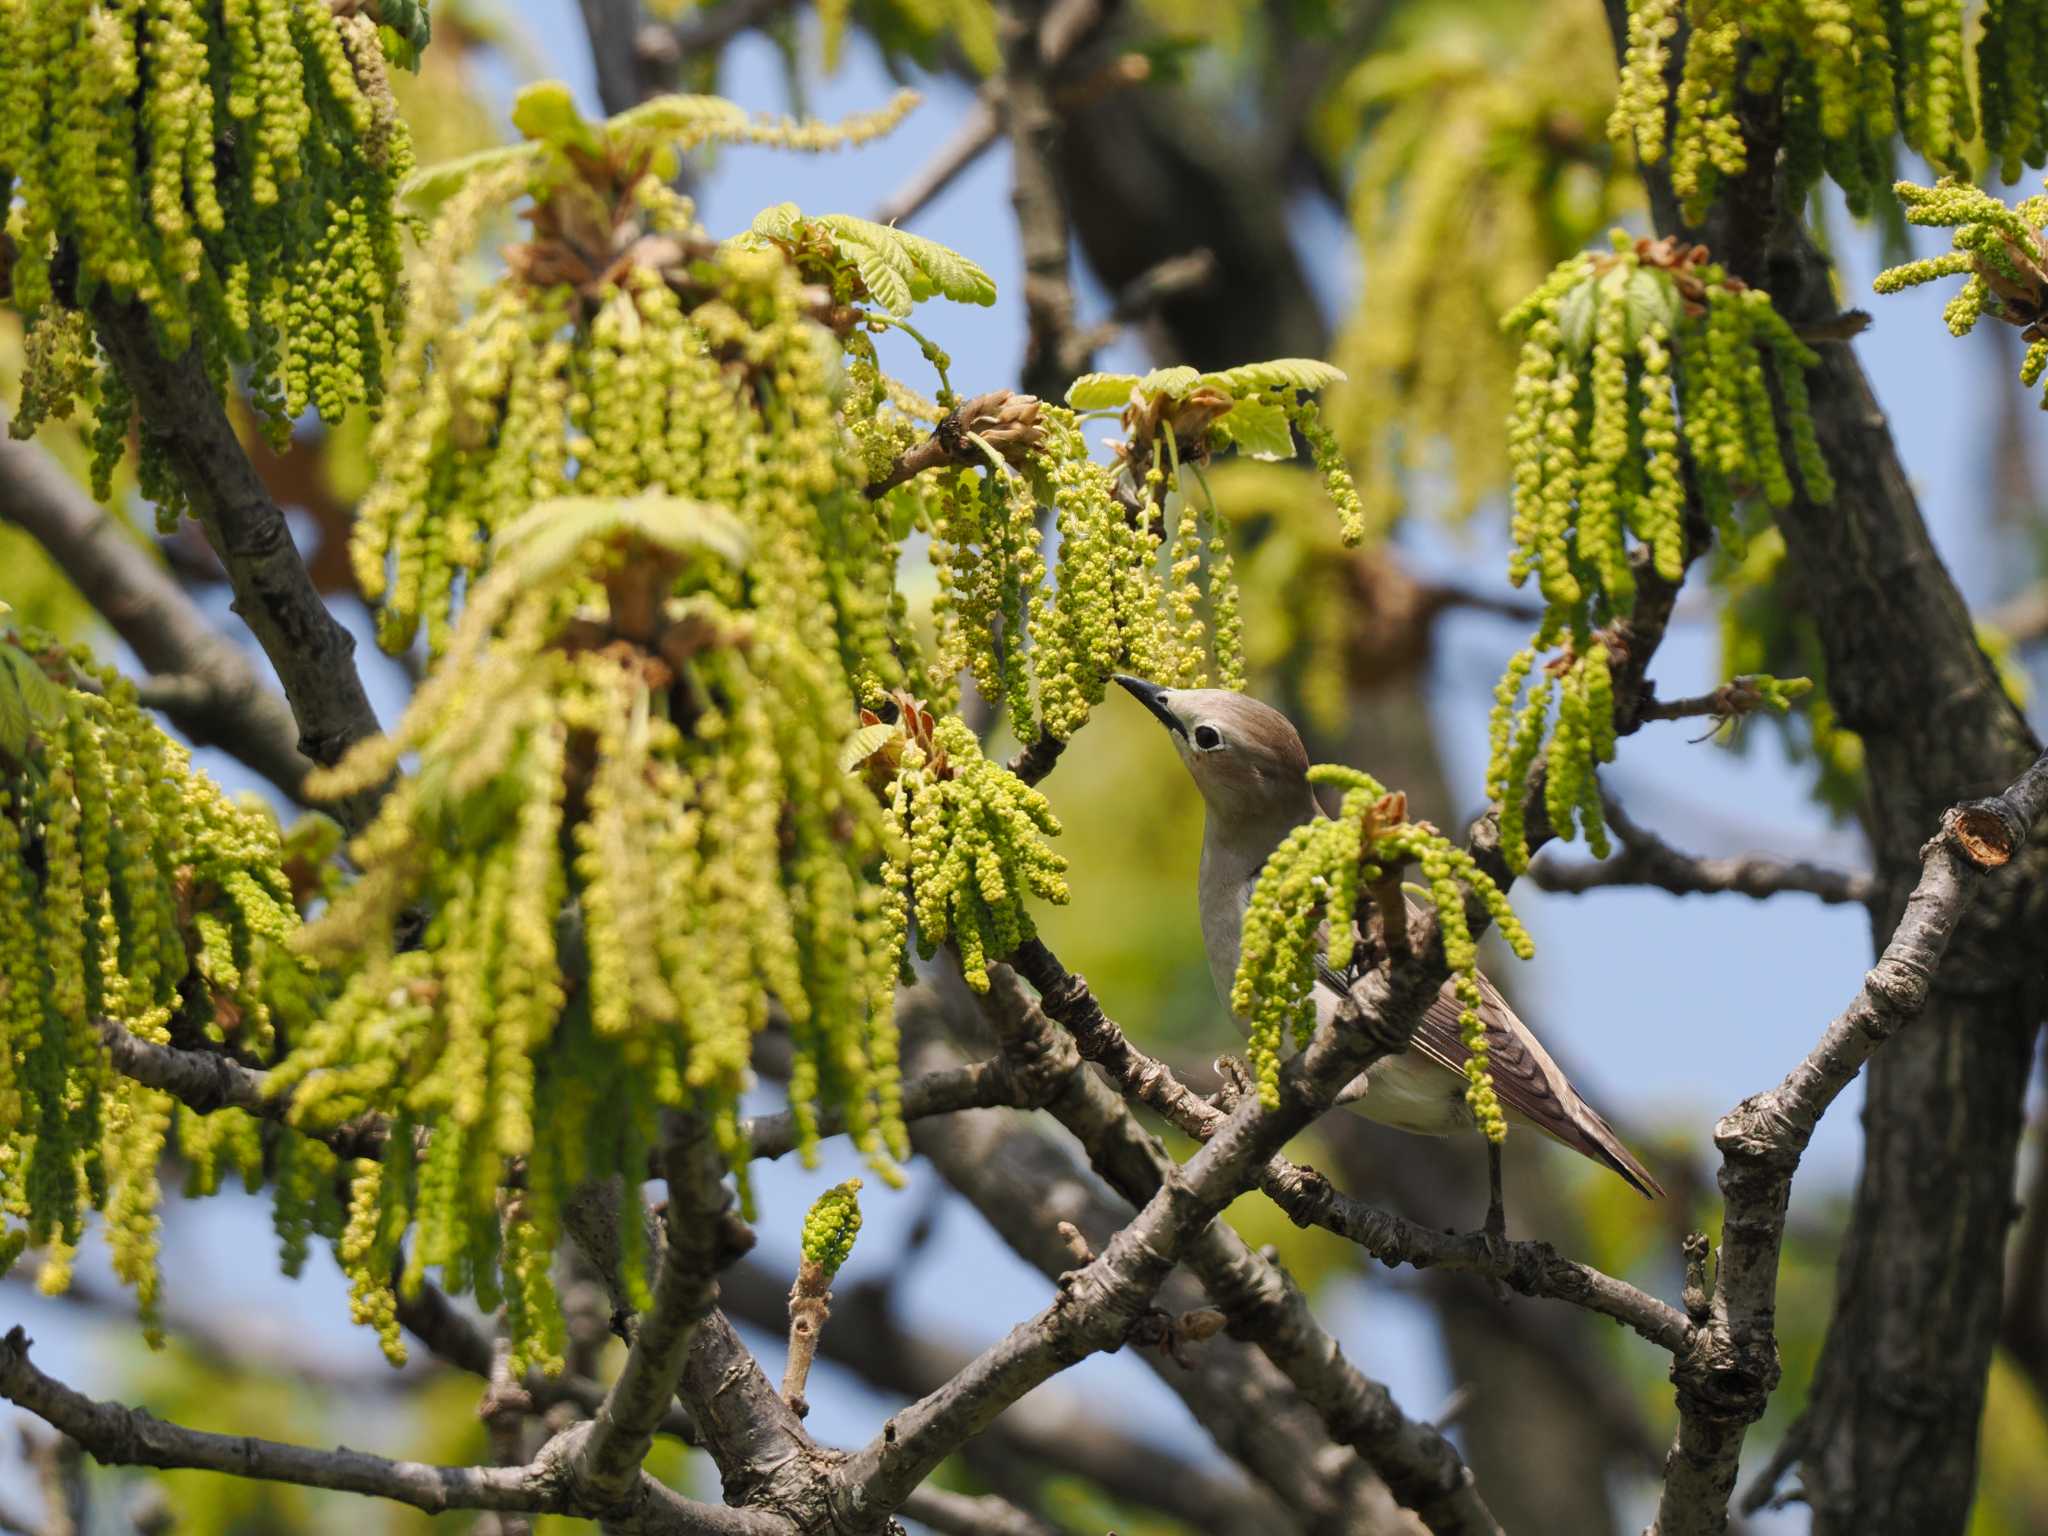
[1114,675,1664,1202]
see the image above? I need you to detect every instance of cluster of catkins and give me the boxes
[279,489,909,1373]
[0,0,414,518]
[317,84,1340,1369]
[850,702,1069,995]
[1229,766,1533,1133]
[1332,0,1637,536]
[1488,234,1831,869]
[1611,0,2048,218]
[1875,179,2048,400]
[897,361,1357,746]
[0,632,300,1338]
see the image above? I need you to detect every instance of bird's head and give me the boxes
[1112,676,1313,830]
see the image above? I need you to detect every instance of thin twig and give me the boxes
[900,1485,1061,1536]
[1530,799,1873,906]
[873,92,1003,228]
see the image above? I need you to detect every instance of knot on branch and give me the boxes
[1669,1322,1780,1429]
[1711,1094,1803,1165]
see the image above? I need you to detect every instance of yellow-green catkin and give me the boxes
[1875,180,2048,403]
[1338,0,1636,535]
[1610,0,2017,219]
[799,1179,863,1278]
[1488,234,1831,868]
[0,0,413,509]
[1229,764,1532,1131]
[862,714,1067,995]
[0,630,300,1330]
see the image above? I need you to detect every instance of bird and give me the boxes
[1111,674,1663,1233]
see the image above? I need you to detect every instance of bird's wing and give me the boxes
[1314,943,1665,1200]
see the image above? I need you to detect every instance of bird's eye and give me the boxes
[1193,724,1222,751]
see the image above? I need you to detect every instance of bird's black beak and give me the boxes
[1113,674,1187,739]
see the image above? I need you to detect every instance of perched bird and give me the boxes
[1112,675,1663,1231]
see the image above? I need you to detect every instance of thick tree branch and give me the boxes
[970,963,1518,1527]
[1005,940,1693,1352]
[894,995,1390,1536]
[0,419,311,800]
[0,1328,778,1535]
[830,911,1499,1533]
[716,1254,1292,1536]
[1529,801,1873,906]
[1000,0,1095,399]
[1648,750,2048,1536]
[566,1120,748,1505]
[88,294,383,826]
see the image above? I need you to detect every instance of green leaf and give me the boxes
[946,0,1001,75]
[493,494,751,587]
[510,81,601,155]
[751,202,803,241]
[838,722,900,775]
[1065,373,1141,411]
[373,0,432,60]
[0,641,66,764]
[838,234,914,315]
[891,228,997,306]
[1555,275,1599,357]
[1199,358,1346,396]
[399,142,541,212]
[1622,265,1681,347]
[1137,365,1203,399]
[816,216,996,309]
[1214,398,1296,460]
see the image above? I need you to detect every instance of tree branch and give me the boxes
[96,1013,1018,1175]
[88,293,384,827]
[1648,749,2048,1536]
[1528,800,1873,906]
[893,993,1387,1535]
[0,1328,779,1535]
[969,962,1515,1530]
[900,1485,1061,1536]
[92,1019,388,1161]
[743,1056,1028,1161]
[873,91,1004,228]
[0,419,312,801]
[1006,939,1693,1352]
[830,909,1500,1533]
[566,1119,749,1505]
[716,1253,1292,1536]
